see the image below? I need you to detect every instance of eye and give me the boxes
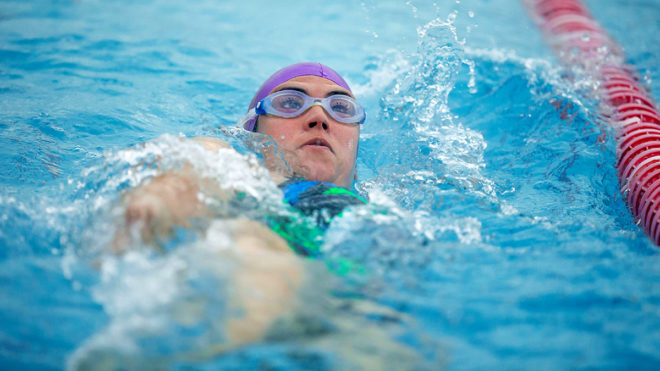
[273,95,304,112]
[330,98,355,117]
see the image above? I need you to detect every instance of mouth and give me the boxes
[301,137,333,152]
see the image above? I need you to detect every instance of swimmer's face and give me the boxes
[257,75,360,188]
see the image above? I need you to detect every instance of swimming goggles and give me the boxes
[239,90,366,129]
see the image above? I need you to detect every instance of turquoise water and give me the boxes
[1,0,659,369]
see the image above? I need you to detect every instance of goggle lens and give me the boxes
[328,97,356,118]
[271,94,305,114]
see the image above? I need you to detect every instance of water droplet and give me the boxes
[468,10,474,18]
[643,73,652,85]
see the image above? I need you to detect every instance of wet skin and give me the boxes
[256,75,360,189]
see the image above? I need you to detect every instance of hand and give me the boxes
[115,171,205,251]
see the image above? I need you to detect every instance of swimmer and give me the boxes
[121,62,365,245]
[241,62,364,189]
[118,62,369,348]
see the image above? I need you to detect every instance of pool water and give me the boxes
[1,0,659,369]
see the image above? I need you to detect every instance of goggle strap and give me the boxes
[237,108,258,129]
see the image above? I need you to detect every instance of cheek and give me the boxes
[260,118,296,145]
[342,130,360,156]
[347,137,357,152]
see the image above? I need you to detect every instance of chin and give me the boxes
[295,163,337,185]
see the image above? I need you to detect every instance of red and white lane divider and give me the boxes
[523,0,660,245]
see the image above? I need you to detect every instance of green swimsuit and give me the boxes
[267,179,367,257]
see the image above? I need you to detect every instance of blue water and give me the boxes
[1,0,659,369]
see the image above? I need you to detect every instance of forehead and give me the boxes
[270,75,353,97]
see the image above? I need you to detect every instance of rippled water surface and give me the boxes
[1,0,659,369]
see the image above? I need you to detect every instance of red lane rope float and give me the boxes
[523,0,660,245]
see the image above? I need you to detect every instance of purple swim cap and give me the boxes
[244,62,352,131]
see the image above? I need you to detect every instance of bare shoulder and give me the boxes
[192,136,290,183]
[191,136,232,152]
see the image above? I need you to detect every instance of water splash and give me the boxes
[370,13,496,210]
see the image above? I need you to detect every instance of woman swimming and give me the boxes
[116,63,377,352]
[122,62,367,246]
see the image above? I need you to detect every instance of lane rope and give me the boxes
[523,0,660,245]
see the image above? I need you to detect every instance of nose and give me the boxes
[304,104,330,131]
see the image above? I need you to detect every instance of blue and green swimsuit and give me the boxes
[267,178,367,257]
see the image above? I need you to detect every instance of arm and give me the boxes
[114,136,305,349]
[114,137,230,250]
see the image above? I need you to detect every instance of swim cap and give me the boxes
[244,62,352,131]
